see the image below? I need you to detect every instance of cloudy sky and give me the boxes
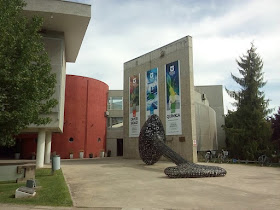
[67,0,280,115]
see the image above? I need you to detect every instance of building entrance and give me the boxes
[117,139,123,156]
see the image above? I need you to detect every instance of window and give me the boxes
[107,117,123,128]
[108,97,123,110]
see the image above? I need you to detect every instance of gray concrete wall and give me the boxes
[108,90,123,97]
[106,128,123,157]
[23,33,66,133]
[24,0,91,62]
[123,36,197,162]
[106,90,124,157]
[107,90,123,117]
[21,0,91,133]
[194,90,218,151]
[195,85,226,149]
[107,89,220,154]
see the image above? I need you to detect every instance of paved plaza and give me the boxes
[61,157,279,209]
[1,157,280,210]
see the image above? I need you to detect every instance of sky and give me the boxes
[66,0,280,115]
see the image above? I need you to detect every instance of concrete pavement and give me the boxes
[1,157,280,210]
[60,157,280,210]
[0,203,121,210]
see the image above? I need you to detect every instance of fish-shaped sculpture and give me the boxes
[139,114,166,165]
[139,114,227,178]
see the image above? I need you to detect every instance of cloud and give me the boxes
[67,0,280,114]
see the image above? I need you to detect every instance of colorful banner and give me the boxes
[146,68,159,119]
[165,60,182,135]
[129,74,140,137]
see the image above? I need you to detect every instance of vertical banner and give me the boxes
[129,74,140,137]
[165,60,182,135]
[146,68,159,119]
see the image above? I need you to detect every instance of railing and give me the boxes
[204,151,280,167]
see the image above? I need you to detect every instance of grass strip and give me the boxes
[0,168,72,207]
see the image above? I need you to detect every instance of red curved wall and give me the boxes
[16,134,37,159]
[51,75,109,159]
[19,75,108,159]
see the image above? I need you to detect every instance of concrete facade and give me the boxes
[105,87,224,157]
[194,90,218,151]
[22,33,66,133]
[23,0,91,62]
[20,0,91,168]
[123,36,197,162]
[195,85,226,149]
[106,90,123,157]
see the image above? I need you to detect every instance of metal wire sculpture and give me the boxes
[139,114,227,178]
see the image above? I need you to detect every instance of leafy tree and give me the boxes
[224,43,272,160]
[0,0,57,146]
[271,107,280,150]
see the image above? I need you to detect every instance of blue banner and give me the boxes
[146,68,159,119]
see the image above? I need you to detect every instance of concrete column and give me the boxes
[44,131,52,164]
[36,130,46,168]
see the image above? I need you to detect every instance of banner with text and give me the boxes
[165,60,182,135]
[146,68,159,119]
[129,74,140,137]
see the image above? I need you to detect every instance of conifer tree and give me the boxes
[271,107,280,150]
[224,43,272,160]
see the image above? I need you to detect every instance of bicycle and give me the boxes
[204,151,211,163]
[218,150,229,163]
[204,150,217,163]
[258,155,271,166]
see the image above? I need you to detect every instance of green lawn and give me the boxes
[0,168,73,207]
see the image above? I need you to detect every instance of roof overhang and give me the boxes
[23,0,91,62]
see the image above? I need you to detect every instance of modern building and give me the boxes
[51,75,108,159]
[17,78,225,162]
[105,87,225,159]
[122,36,225,163]
[20,0,91,168]
[3,2,225,164]
[195,85,226,150]
[17,75,108,160]
[106,90,124,157]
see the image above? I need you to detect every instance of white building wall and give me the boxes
[195,85,226,149]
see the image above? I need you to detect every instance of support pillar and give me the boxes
[44,131,52,164]
[36,130,46,168]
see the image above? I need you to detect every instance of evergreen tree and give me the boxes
[224,43,272,160]
[271,107,280,150]
[0,0,57,146]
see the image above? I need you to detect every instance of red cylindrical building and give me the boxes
[20,75,109,159]
[52,75,109,159]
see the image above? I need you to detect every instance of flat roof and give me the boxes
[23,0,91,62]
